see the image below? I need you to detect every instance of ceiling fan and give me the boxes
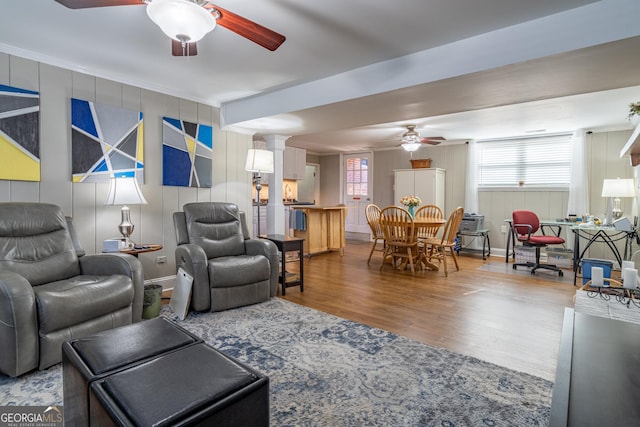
[399,125,446,151]
[54,0,286,56]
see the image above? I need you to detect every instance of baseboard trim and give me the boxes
[144,275,176,292]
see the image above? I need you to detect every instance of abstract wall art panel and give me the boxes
[0,84,40,181]
[162,117,213,187]
[71,98,144,183]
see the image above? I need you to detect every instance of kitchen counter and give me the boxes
[291,205,348,256]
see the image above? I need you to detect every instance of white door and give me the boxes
[343,153,373,234]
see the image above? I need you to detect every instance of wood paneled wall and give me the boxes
[0,53,254,281]
[361,131,636,259]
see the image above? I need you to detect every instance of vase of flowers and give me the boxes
[400,195,421,217]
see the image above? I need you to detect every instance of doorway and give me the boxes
[297,163,319,204]
[343,152,373,234]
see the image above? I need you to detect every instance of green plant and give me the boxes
[628,101,640,120]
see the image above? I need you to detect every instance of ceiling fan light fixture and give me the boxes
[402,135,420,144]
[401,142,421,152]
[401,124,421,144]
[147,0,216,43]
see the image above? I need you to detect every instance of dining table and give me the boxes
[386,216,445,272]
[413,217,446,271]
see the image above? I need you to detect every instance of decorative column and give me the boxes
[264,135,288,235]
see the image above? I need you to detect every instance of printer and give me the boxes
[459,213,484,231]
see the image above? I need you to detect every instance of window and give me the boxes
[476,133,573,188]
[346,157,368,196]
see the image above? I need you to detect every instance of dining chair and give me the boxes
[365,204,385,264]
[379,206,418,273]
[414,204,444,239]
[425,206,465,277]
[414,204,444,265]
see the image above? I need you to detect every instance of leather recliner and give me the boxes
[0,203,144,377]
[173,202,278,313]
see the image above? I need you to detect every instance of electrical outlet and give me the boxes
[500,225,508,233]
[155,256,167,264]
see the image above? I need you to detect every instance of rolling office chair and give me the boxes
[512,210,565,276]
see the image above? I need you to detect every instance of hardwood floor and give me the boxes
[280,240,577,381]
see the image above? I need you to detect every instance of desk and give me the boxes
[504,219,569,262]
[456,228,491,260]
[571,225,636,286]
[260,234,304,295]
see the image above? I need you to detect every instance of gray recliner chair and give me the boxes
[0,203,144,377]
[173,202,278,313]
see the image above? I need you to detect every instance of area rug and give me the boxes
[1,298,553,426]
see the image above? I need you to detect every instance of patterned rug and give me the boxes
[1,298,553,426]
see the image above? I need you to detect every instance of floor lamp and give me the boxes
[245,148,274,237]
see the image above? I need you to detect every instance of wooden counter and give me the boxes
[292,206,348,256]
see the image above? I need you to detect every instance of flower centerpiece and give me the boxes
[400,195,421,217]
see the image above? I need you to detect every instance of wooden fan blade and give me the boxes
[54,0,143,9]
[420,136,446,145]
[209,4,286,51]
[171,40,198,56]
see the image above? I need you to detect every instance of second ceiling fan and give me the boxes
[399,125,446,151]
[54,0,286,56]
[402,125,445,146]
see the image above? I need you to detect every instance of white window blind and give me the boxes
[476,134,573,188]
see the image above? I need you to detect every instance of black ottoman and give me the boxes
[89,343,269,426]
[63,318,201,426]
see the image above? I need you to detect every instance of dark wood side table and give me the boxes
[119,244,163,258]
[260,234,304,295]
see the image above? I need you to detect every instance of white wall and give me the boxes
[0,53,254,281]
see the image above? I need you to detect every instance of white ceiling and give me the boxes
[2,0,640,154]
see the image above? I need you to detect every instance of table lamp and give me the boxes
[245,148,274,236]
[601,178,635,224]
[104,176,148,248]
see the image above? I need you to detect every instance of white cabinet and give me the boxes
[394,168,445,212]
[284,146,306,180]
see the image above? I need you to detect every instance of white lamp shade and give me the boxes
[146,0,216,43]
[601,178,636,197]
[105,177,148,206]
[245,149,274,173]
[401,142,421,152]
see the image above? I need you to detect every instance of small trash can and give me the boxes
[142,284,163,319]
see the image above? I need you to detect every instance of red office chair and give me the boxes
[512,210,565,276]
